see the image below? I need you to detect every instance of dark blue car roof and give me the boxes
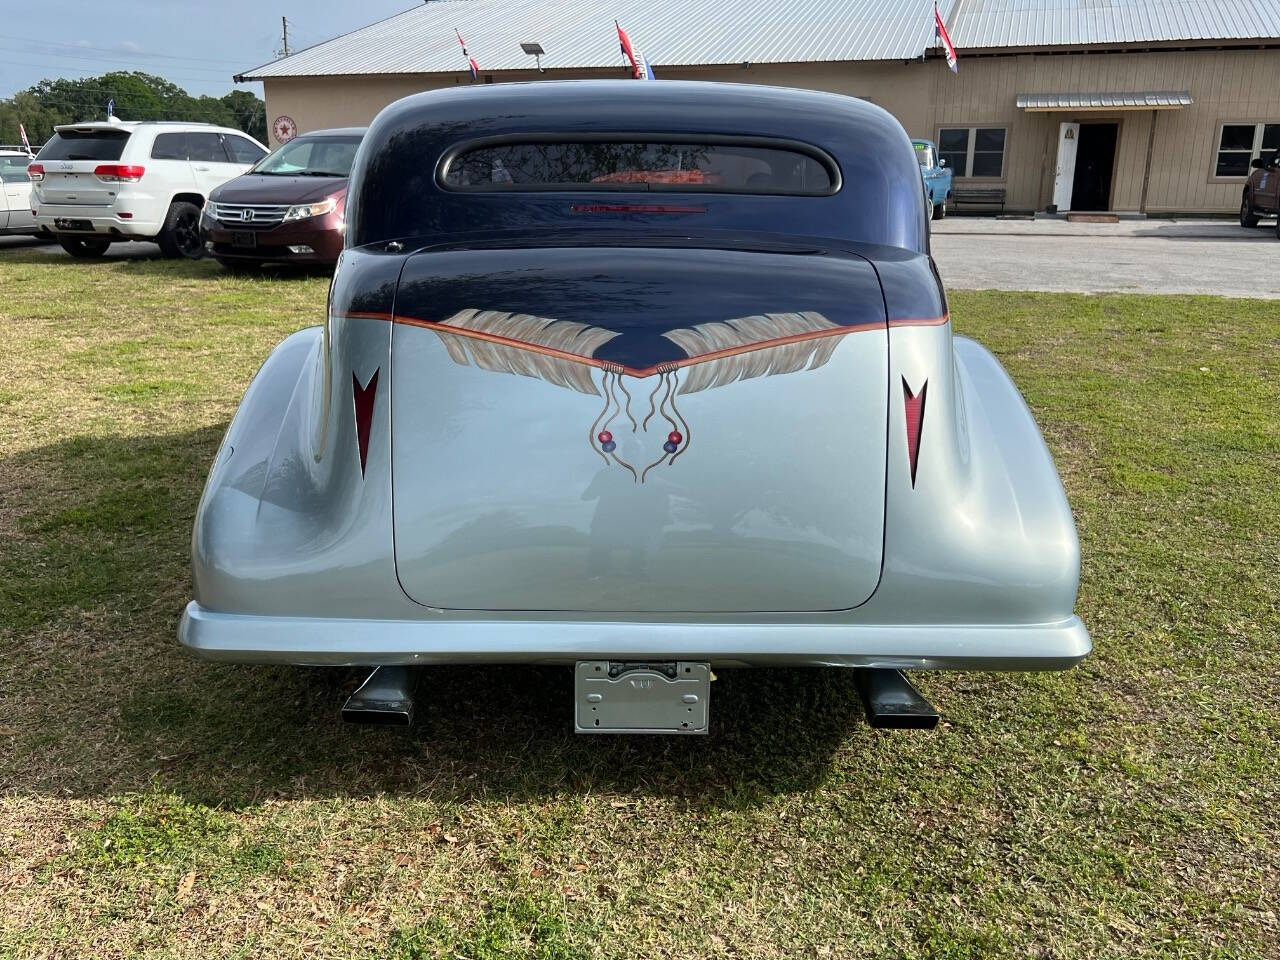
[348,80,927,254]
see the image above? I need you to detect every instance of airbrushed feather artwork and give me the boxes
[411,307,848,481]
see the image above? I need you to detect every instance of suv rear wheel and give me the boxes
[1240,191,1261,228]
[57,236,112,258]
[156,201,204,259]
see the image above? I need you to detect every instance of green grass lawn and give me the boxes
[0,251,1277,959]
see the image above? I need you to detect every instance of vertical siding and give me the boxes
[264,46,1280,213]
[916,47,1280,213]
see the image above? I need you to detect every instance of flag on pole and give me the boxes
[19,122,32,156]
[455,29,479,81]
[615,21,655,79]
[107,97,115,118]
[934,3,958,73]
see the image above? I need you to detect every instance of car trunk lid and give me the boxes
[389,244,889,613]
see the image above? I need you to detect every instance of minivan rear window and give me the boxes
[38,130,130,162]
[441,138,837,195]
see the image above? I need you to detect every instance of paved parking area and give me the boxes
[5,216,1278,298]
[931,216,1279,299]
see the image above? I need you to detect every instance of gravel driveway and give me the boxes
[931,216,1279,299]
[5,216,1278,298]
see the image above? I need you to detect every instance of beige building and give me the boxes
[239,0,1280,216]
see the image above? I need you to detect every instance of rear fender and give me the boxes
[191,253,409,618]
[862,327,1080,626]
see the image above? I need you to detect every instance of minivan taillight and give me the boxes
[27,163,43,181]
[94,164,145,182]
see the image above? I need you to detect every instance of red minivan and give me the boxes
[201,127,364,269]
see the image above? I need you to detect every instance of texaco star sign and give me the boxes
[272,115,298,143]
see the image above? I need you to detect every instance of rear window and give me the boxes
[37,130,130,161]
[0,156,32,182]
[225,135,267,164]
[151,132,189,160]
[441,138,837,194]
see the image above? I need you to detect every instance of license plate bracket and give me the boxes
[54,218,92,231]
[575,661,709,734]
[231,231,257,248]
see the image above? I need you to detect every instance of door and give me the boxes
[1070,123,1118,211]
[1,157,35,230]
[148,131,198,202]
[1052,122,1080,211]
[1257,149,1280,213]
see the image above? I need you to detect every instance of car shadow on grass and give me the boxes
[1,426,873,811]
[0,247,333,280]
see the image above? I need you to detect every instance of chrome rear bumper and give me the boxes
[179,602,1090,670]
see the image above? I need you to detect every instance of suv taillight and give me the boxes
[27,163,43,181]
[94,164,145,182]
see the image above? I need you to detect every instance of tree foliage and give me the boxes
[0,71,266,148]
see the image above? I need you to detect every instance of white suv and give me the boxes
[29,120,267,258]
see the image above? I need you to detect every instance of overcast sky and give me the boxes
[0,0,415,101]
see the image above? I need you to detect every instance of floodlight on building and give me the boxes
[520,42,546,72]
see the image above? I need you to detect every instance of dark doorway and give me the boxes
[1070,122,1119,211]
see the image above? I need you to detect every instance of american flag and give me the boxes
[455,29,480,81]
[615,22,655,80]
[935,3,958,73]
[19,122,31,156]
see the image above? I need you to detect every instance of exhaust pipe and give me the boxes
[341,666,415,727]
[854,669,939,730]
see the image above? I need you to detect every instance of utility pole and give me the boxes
[280,16,290,57]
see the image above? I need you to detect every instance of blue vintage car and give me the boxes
[913,139,953,219]
[181,82,1087,733]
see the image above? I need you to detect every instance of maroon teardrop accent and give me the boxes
[353,368,380,477]
[902,377,927,488]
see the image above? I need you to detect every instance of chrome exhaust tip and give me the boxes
[341,666,415,727]
[854,668,939,730]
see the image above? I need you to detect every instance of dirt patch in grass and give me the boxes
[1,253,1277,958]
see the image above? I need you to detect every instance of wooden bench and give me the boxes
[952,187,1007,213]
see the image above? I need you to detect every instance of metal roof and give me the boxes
[237,0,954,79]
[1016,90,1194,109]
[951,0,1280,49]
[238,0,1280,80]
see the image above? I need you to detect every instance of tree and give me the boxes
[219,90,267,143]
[0,71,266,148]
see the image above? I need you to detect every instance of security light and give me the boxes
[520,42,546,72]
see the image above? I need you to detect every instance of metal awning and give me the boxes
[1017,91,1193,112]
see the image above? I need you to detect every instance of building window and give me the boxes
[1215,122,1280,177]
[938,126,1006,178]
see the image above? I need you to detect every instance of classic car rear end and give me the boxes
[181,82,1088,733]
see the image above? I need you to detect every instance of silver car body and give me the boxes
[180,82,1088,672]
